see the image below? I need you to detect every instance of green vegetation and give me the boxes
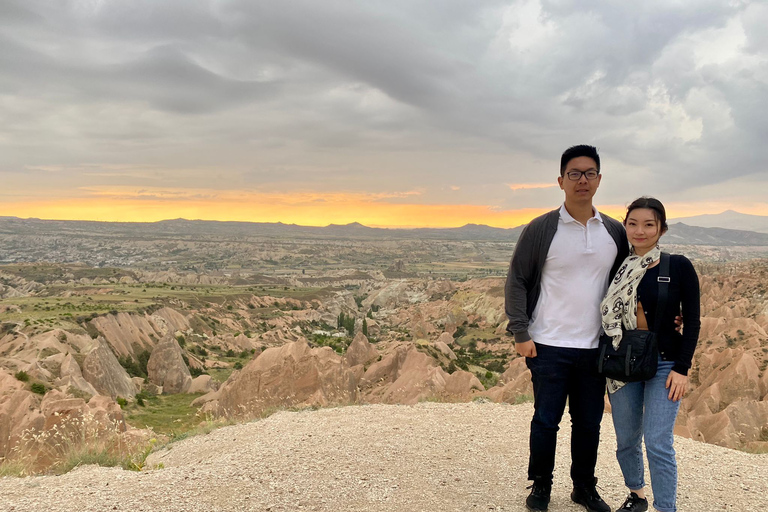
[14,370,29,382]
[207,367,234,383]
[123,393,206,436]
[118,350,151,378]
[310,332,350,354]
[30,382,47,395]
[337,311,355,336]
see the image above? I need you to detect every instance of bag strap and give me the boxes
[652,252,670,334]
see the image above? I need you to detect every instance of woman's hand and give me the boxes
[666,371,688,401]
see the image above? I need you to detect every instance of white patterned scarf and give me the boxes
[600,245,661,393]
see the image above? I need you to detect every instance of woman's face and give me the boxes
[625,207,663,254]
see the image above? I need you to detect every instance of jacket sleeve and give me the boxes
[505,224,536,343]
[673,256,701,375]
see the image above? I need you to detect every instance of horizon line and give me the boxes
[0,209,759,230]
[0,215,528,230]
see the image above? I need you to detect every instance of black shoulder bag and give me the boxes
[597,252,670,382]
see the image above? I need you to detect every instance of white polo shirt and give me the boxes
[528,204,618,349]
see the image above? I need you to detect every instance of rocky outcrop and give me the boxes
[0,369,43,459]
[677,347,768,449]
[214,341,358,417]
[360,344,483,404]
[152,307,192,335]
[433,340,457,360]
[483,358,532,403]
[82,340,136,399]
[188,375,219,394]
[684,399,768,450]
[436,332,455,346]
[91,312,159,357]
[345,332,379,367]
[0,379,132,465]
[147,338,192,394]
[57,353,98,397]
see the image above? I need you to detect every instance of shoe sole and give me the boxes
[571,495,608,512]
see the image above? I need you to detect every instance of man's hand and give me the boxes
[666,370,688,401]
[516,340,537,358]
[674,315,683,333]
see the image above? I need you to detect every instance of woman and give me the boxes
[600,197,700,512]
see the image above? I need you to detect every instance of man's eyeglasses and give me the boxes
[565,170,600,181]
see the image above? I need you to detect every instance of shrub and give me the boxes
[233,362,243,370]
[30,382,47,395]
[175,335,186,347]
[14,371,30,382]
[226,349,235,357]
[118,351,150,379]
[84,323,101,340]
[189,366,206,377]
[484,360,507,373]
[116,397,128,408]
[137,350,151,376]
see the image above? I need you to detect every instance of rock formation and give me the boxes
[57,353,98,397]
[213,341,359,417]
[147,337,192,394]
[344,332,379,367]
[82,340,136,399]
[359,344,483,404]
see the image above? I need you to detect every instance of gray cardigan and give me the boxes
[504,208,629,344]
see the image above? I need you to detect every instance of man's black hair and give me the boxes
[560,145,600,176]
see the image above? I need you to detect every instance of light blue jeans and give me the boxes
[609,360,680,512]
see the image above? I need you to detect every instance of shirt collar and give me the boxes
[559,203,603,224]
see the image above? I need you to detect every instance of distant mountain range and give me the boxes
[668,210,768,234]
[0,217,525,242]
[2,215,768,246]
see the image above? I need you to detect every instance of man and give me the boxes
[505,145,629,512]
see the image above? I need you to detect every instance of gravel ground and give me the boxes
[1,402,766,512]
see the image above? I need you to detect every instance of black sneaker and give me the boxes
[525,480,551,511]
[571,478,610,512]
[617,492,648,512]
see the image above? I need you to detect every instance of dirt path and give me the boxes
[1,402,766,511]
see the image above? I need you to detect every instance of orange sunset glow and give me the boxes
[2,186,768,228]
[0,189,548,228]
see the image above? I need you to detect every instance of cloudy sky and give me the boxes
[1,0,767,227]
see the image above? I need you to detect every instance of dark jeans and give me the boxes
[526,342,606,486]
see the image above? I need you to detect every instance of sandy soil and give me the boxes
[1,402,766,511]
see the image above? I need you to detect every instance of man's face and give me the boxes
[558,156,601,204]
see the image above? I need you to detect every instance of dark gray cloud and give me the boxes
[0,0,766,215]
